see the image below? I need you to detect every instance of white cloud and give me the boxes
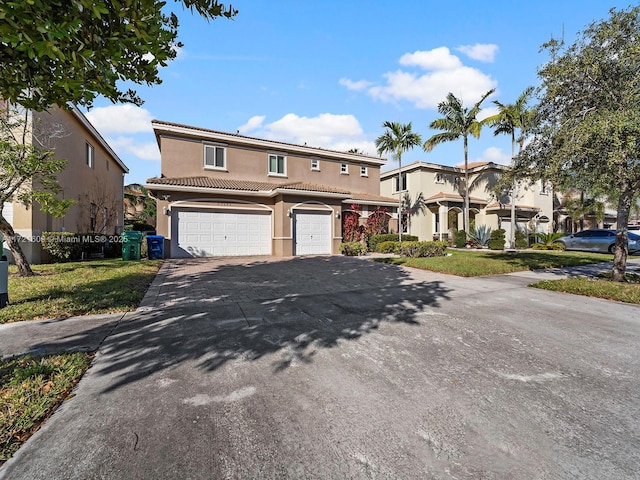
[399,47,462,70]
[456,43,499,63]
[474,146,511,165]
[107,137,161,161]
[239,113,377,155]
[368,66,497,109]
[86,105,153,135]
[238,115,266,133]
[477,105,500,121]
[341,46,498,110]
[339,78,373,91]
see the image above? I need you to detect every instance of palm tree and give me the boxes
[489,86,535,247]
[401,192,427,235]
[375,122,422,241]
[424,89,495,235]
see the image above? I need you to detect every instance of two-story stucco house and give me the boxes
[145,120,397,257]
[380,161,554,247]
[3,105,128,263]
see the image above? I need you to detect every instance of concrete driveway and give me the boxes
[1,256,639,479]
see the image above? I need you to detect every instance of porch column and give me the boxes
[439,204,448,241]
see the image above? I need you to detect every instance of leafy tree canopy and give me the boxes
[512,6,640,281]
[0,0,237,110]
[0,105,74,275]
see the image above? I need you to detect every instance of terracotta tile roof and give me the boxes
[147,177,353,195]
[347,192,399,203]
[455,161,499,170]
[277,182,350,194]
[486,201,540,211]
[146,177,277,191]
[425,192,487,203]
[152,119,384,161]
[147,177,401,206]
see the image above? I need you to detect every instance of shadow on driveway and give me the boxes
[29,256,452,392]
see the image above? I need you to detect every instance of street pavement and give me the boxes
[1,256,639,479]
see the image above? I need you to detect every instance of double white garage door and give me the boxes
[173,208,332,257]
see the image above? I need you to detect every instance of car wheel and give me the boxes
[608,244,616,254]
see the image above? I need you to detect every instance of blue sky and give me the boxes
[82,1,632,185]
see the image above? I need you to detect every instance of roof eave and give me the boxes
[143,183,273,197]
[71,105,129,173]
[275,188,350,199]
[152,120,387,166]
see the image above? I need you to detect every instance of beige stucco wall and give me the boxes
[382,163,556,243]
[7,108,126,263]
[159,135,380,195]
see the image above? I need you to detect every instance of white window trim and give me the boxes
[203,144,227,171]
[394,173,407,193]
[340,163,349,175]
[311,159,320,171]
[360,166,368,177]
[86,142,94,169]
[268,153,287,177]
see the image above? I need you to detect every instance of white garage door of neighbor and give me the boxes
[175,209,272,257]
[294,211,332,255]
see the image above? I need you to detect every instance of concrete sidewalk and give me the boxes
[0,312,128,359]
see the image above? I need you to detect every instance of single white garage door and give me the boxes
[173,209,272,257]
[294,211,332,255]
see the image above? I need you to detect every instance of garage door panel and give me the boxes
[294,211,331,255]
[174,208,271,257]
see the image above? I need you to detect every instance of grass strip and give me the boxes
[1,259,162,323]
[0,352,94,464]
[530,277,640,304]
[376,249,612,277]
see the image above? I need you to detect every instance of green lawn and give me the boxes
[531,273,640,304]
[1,259,162,324]
[0,352,93,464]
[376,249,613,277]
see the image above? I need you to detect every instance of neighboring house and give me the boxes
[3,105,128,263]
[380,161,554,247]
[553,188,618,233]
[124,184,157,229]
[145,120,397,257]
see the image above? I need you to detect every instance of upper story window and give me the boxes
[86,142,94,169]
[394,173,407,192]
[105,159,110,171]
[340,163,349,174]
[204,144,226,170]
[435,173,444,184]
[453,177,461,188]
[360,166,368,177]
[268,154,286,176]
[311,159,320,171]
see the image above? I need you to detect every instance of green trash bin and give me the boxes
[122,231,143,260]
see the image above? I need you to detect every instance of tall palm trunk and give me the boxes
[510,131,516,248]
[463,136,470,234]
[397,152,402,242]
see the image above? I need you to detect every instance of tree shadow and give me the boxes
[27,256,452,392]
